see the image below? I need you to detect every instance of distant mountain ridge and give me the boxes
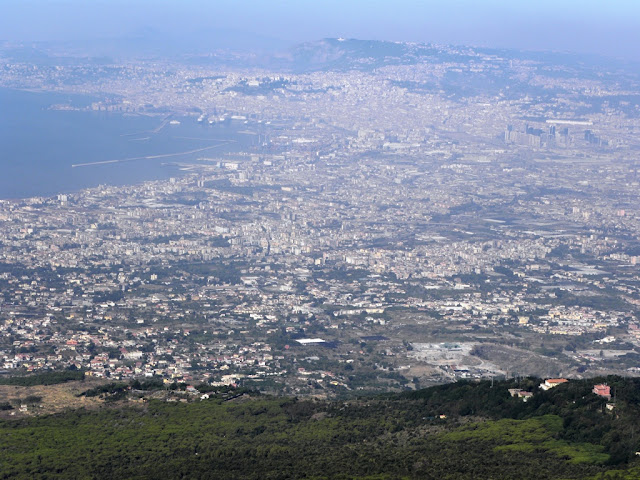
[285,37,453,71]
[283,37,639,74]
[3,34,638,75]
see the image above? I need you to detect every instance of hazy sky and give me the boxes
[2,0,639,61]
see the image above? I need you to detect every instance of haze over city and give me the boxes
[2,0,640,61]
[2,1,640,478]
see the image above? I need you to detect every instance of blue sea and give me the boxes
[0,88,257,199]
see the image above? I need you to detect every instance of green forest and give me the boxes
[2,376,640,479]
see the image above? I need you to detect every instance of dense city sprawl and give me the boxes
[2,39,640,402]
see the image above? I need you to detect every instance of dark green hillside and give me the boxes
[0,369,85,386]
[1,377,640,479]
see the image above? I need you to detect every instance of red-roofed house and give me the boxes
[540,378,569,391]
[593,384,611,400]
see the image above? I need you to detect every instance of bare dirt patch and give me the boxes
[0,379,108,418]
